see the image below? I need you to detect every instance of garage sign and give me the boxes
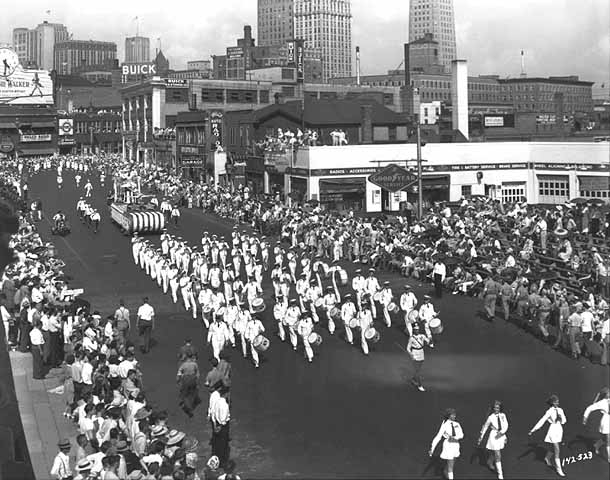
[368,163,417,192]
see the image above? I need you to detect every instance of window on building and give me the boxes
[201,88,224,103]
[259,90,270,103]
[501,182,526,204]
[461,185,472,197]
[282,86,295,97]
[538,176,569,202]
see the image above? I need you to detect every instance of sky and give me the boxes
[2,0,609,89]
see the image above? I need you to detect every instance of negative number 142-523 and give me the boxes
[562,452,593,466]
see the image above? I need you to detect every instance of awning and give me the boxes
[17,148,56,156]
[320,178,366,195]
[27,121,56,128]
[579,176,609,191]
[0,122,18,129]
[421,174,450,190]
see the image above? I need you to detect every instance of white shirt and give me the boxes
[50,451,71,479]
[137,303,154,321]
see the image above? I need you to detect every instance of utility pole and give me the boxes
[416,120,423,219]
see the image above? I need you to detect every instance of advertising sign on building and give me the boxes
[164,78,188,88]
[0,136,14,153]
[484,116,504,127]
[226,47,244,60]
[58,118,73,136]
[21,134,52,142]
[368,163,417,193]
[0,47,53,105]
[295,40,304,84]
[210,111,223,150]
[536,114,556,125]
[287,41,295,66]
[121,63,157,76]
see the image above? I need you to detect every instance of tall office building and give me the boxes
[12,28,39,68]
[258,0,352,82]
[257,0,294,46]
[37,21,70,70]
[54,40,117,75]
[408,0,457,71]
[125,36,150,63]
[12,21,69,70]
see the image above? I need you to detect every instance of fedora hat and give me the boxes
[76,458,92,472]
[151,425,168,437]
[134,408,151,421]
[58,438,71,450]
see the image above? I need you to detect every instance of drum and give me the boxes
[554,228,568,239]
[202,305,212,314]
[216,306,226,317]
[373,292,382,302]
[387,302,398,313]
[301,258,308,268]
[348,318,359,329]
[408,310,419,322]
[337,269,348,286]
[252,298,266,313]
[429,317,443,334]
[273,304,284,321]
[364,327,381,343]
[211,278,221,289]
[314,298,324,308]
[253,335,270,352]
[307,332,323,346]
[320,262,330,277]
[330,307,340,319]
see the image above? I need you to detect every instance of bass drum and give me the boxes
[429,317,444,334]
[307,332,323,346]
[329,307,340,319]
[337,269,348,286]
[408,310,420,322]
[253,335,270,352]
[364,327,381,343]
[252,297,266,313]
[348,318,359,329]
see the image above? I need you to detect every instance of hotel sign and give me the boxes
[21,134,52,142]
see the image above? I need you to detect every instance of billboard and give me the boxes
[58,119,73,136]
[287,41,295,66]
[0,47,53,105]
[226,47,244,60]
[121,63,157,76]
[295,40,304,84]
[483,114,515,128]
[210,111,223,150]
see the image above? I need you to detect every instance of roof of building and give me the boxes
[251,98,406,126]
[68,86,121,108]
[500,77,594,86]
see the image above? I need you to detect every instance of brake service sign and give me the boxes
[368,163,417,192]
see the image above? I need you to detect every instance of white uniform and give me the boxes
[245,318,265,368]
[341,301,357,345]
[364,276,380,318]
[297,317,314,362]
[430,419,464,460]
[583,398,610,435]
[530,407,567,444]
[479,413,508,451]
[379,287,393,327]
[207,321,230,361]
[358,309,373,355]
[400,291,418,330]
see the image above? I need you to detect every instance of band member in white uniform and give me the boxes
[224,299,239,348]
[306,278,322,324]
[244,277,262,313]
[296,273,309,311]
[322,286,338,335]
[235,307,250,358]
[352,269,365,309]
[378,281,394,328]
[168,264,180,304]
[364,268,381,319]
[341,294,357,345]
[297,315,314,363]
[418,295,436,347]
[285,299,301,350]
[582,387,609,461]
[207,316,230,362]
[198,282,213,328]
[358,300,373,355]
[477,400,509,479]
[528,394,567,477]
[429,408,464,480]
[400,285,418,333]
[244,315,265,368]
[406,322,430,392]
[273,296,288,342]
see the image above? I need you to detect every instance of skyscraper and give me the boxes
[125,36,150,63]
[54,40,117,75]
[258,0,352,82]
[12,21,69,70]
[408,0,457,70]
[257,0,294,46]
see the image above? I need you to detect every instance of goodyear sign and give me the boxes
[368,163,417,192]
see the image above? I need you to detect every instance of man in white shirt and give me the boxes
[208,386,231,469]
[432,260,446,298]
[400,285,418,334]
[137,297,155,353]
[50,439,72,480]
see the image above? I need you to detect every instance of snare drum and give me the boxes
[307,332,323,346]
[337,269,348,286]
[348,318,359,329]
[252,297,266,313]
[329,307,340,319]
[202,305,212,314]
[364,327,381,343]
[373,292,382,302]
[273,304,284,321]
[408,310,419,322]
[429,317,443,334]
[253,335,270,352]
[314,298,324,308]
[215,306,226,317]
[387,302,398,313]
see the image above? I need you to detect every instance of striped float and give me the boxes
[129,211,165,234]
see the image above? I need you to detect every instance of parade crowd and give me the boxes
[2,152,609,480]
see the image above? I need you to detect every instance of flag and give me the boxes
[46,10,51,15]
[520,50,524,55]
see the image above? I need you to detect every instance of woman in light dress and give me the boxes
[477,400,509,479]
[528,394,567,477]
[429,408,464,480]
[583,387,610,462]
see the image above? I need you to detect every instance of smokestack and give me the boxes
[520,50,526,78]
[451,59,469,140]
[356,46,360,86]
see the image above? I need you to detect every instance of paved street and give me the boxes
[19,169,609,479]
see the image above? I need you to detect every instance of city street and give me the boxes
[27,169,608,479]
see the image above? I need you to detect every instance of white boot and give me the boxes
[554,459,565,477]
[495,462,503,479]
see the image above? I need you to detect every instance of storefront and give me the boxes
[282,142,609,212]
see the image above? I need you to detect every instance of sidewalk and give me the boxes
[9,350,78,480]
